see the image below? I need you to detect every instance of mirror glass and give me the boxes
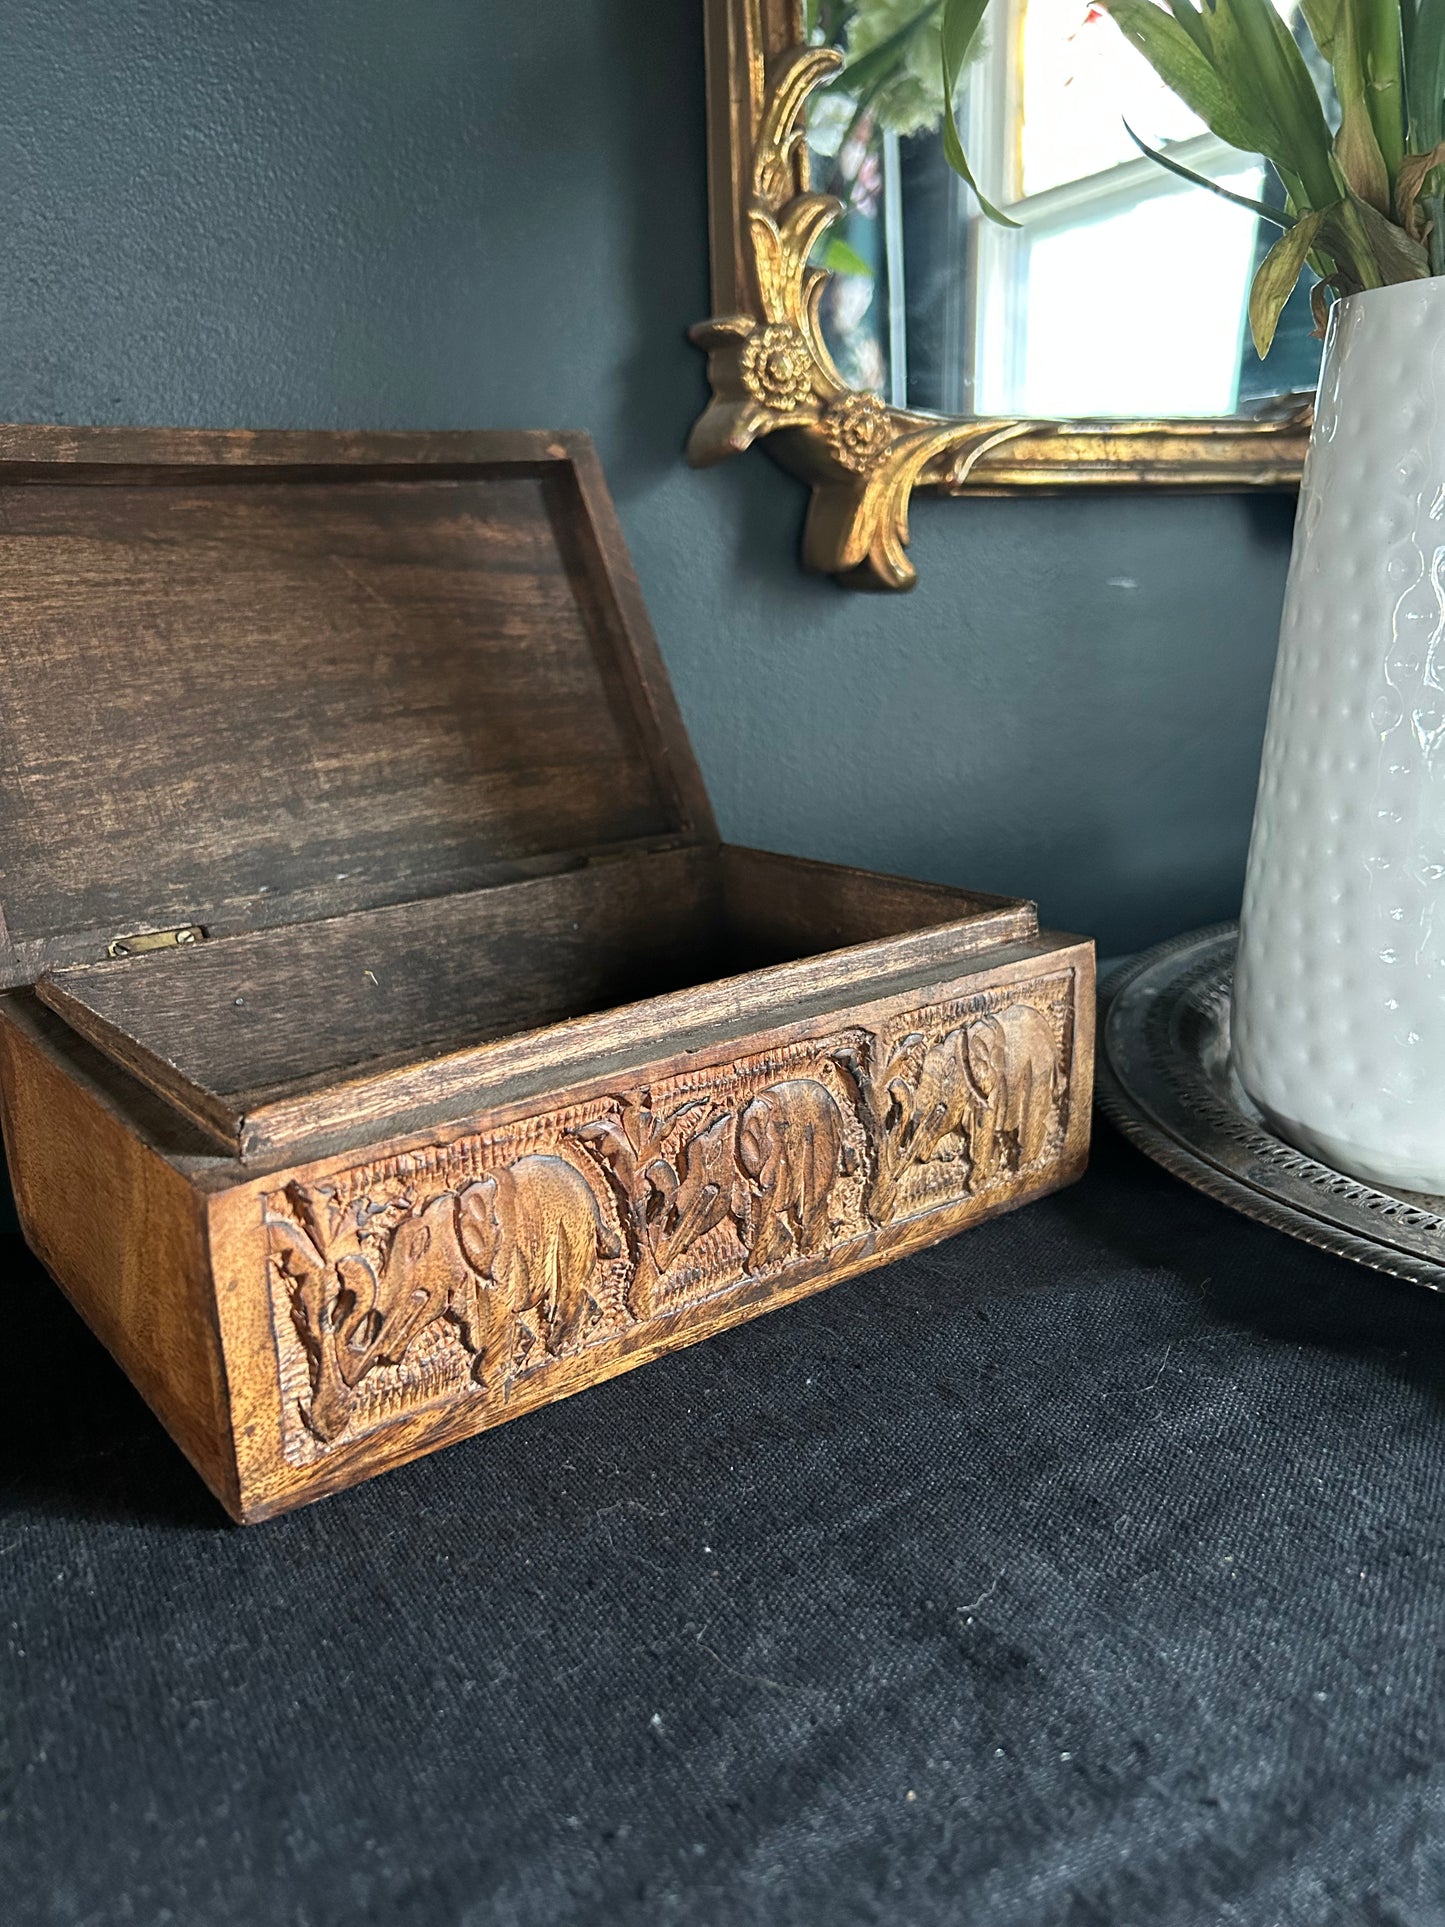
[808,0,1322,419]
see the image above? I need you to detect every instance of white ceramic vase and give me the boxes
[1233,277,1445,1192]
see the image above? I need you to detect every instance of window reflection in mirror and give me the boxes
[808,0,1323,420]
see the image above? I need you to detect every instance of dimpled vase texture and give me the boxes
[1233,279,1445,1192]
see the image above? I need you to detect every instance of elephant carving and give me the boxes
[596,1077,855,1281]
[833,1002,1061,1221]
[645,1113,741,1276]
[893,1028,976,1172]
[274,1156,620,1441]
[963,1003,1059,1180]
[832,1027,976,1221]
[273,1186,477,1443]
[735,1078,854,1267]
[268,992,1072,1456]
[342,1191,475,1370]
[456,1155,619,1382]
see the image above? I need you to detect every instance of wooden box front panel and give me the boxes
[214,943,1093,1518]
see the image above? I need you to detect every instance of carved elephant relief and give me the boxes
[963,1003,1059,1180]
[631,1076,855,1278]
[266,981,1080,1464]
[831,1000,1062,1223]
[272,1186,482,1444]
[834,1026,977,1222]
[735,1077,855,1267]
[892,1028,975,1173]
[456,1154,620,1382]
[644,1112,740,1276]
[275,1154,620,1439]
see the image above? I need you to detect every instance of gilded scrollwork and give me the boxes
[689,3,1310,591]
[687,41,1033,592]
[263,979,1074,1462]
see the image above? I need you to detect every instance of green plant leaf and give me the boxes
[1334,97,1393,211]
[1359,0,1405,180]
[1250,210,1324,355]
[939,0,1019,223]
[1396,139,1445,237]
[1298,0,1342,62]
[1407,0,1445,263]
[1122,120,1292,224]
[1098,0,1274,154]
[1408,0,1445,151]
[1100,0,1337,205]
[1306,189,1425,286]
[941,0,988,84]
[818,236,874,277]
[1332,0,1393,210]
[1164,0,1212,57]
[1205,0,1339,206]
[940,116,1021,225]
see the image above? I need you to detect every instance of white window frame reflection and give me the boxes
[958,2,1270,419]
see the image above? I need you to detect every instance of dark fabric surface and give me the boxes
[6,1123,1445,1927]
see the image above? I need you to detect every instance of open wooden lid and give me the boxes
[0,426,715,986]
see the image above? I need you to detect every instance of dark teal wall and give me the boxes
[0,0,1294,954]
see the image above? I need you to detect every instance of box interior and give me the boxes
[0,430,1039,1162]
[36,846,1035,1156]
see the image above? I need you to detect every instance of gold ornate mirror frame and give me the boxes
[687,0,1311,591]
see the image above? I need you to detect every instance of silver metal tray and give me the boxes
[1097,925,1445,1290]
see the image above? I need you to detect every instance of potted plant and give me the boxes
[937,0,1445,1192]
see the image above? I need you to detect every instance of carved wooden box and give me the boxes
[0,426,1094,1520]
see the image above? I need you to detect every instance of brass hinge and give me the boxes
[107,924,206,960]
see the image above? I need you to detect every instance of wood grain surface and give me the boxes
[0,429,712,984]
[37,847,1034,1158]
